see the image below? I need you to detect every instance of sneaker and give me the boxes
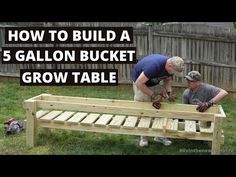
[154,137,172,146]
[139,137,149,147]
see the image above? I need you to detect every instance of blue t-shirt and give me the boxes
[131,54,173,87]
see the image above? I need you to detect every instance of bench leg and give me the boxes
[25,101,37,147]
[211,116,223,155]
[211,140,221,155]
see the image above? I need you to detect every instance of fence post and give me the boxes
[148,24,153,54]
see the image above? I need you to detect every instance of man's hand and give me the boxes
[151,92,165,102]
[167,95,177,102]
[152,101,161,109]
[151,92,164,109]
[196,101,213,112]
[163,91,177,102]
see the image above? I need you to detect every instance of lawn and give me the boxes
[0,79,235,155]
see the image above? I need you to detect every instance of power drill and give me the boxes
[152,93,165,109]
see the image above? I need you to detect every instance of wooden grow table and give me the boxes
[24,94,226,154]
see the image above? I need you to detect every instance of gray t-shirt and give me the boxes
[182,83,221,105]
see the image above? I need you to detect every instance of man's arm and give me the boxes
[210,89,228,104]
[135,71,153,96]
[163,76,172,96]
[197,88,228,112]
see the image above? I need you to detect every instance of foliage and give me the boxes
[233,22,236,30]
[0,80,235,155]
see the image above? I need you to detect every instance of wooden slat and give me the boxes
[151,118,167,130]
[40,111,63,121]
[108,115,126,128]
[200,122,214,133]
[67,112,88,124]
[166,119,179,132]
[36,110,49,119]
[137,117,152,130]
[53,111,75,123]
[80,113,100,126]
[94,114,113,127]
[185,120,197,133]
[123,116,138,129]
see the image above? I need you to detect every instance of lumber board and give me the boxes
[137,117,152,130]
[53,111,75,123]
[185,120,197,133]
[166,119,179,132]
[67,112,88,124]
[152,118,167,130]
[94,114,113,127]
[40,111,63,121]
[36,110,50,119]
[80,113,100,126]
[123,116,138,129]
[108,115,126,128]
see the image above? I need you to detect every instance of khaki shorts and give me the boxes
[133,82,156,102]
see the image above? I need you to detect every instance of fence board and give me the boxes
[0,23,236,93]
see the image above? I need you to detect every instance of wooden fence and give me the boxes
[0,22,236,96]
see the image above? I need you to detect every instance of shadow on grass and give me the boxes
[36,130,212,155]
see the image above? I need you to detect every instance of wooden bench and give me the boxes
[24,94,226,155]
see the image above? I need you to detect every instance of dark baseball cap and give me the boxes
[184,71,201,81]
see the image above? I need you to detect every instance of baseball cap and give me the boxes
[184,71,201,81]
[169,56,184,76]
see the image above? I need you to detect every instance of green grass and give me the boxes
[0,79,235,155]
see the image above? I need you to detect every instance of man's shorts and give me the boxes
[133,82,156,102]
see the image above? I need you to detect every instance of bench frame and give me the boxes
[24,94,226,155]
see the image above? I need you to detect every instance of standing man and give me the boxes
[183,71,228,127]
[131,54,185,147]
